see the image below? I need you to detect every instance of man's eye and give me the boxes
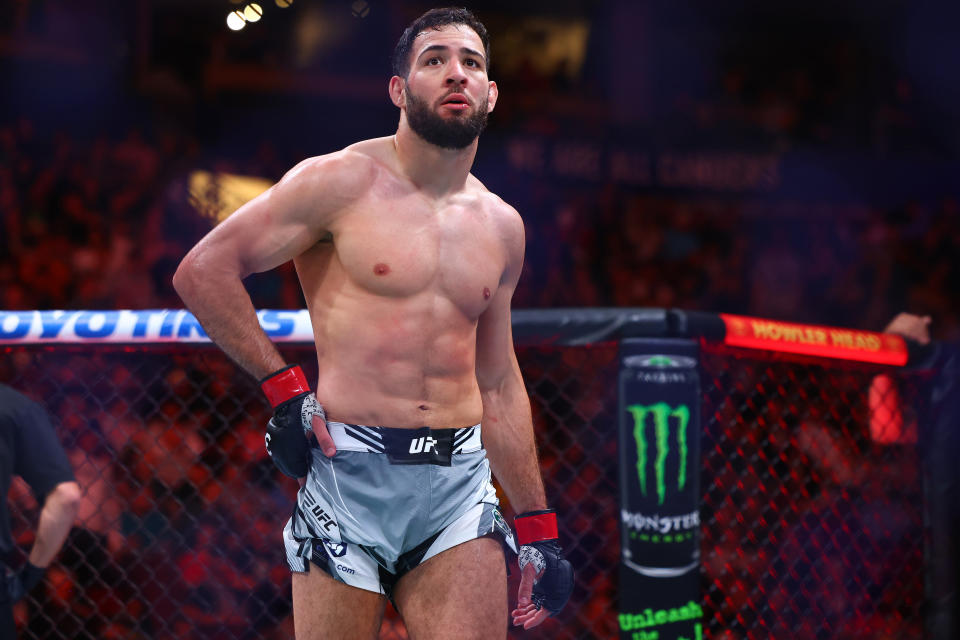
[465,59,479,67]
[427,57,442,65]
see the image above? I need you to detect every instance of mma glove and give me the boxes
[5,562,44,603]
[515,509,575,615]
[260,365,324,478]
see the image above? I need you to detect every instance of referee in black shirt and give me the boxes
[1,384,79,638]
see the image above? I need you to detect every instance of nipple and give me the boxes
[373,263,390,276]
[483,287,491,300]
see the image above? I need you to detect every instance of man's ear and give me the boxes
[487,80,499,114]
[389,76,406,108]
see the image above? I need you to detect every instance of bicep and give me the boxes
[475,207,526,390]
[183,166,324,278]
[475,284,520,391]
[191,185,315,277]
[180,154,360,278]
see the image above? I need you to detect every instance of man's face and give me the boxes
[402,24,495,150]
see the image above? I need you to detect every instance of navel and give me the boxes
[373,263,390,276]
[483,287,491,300]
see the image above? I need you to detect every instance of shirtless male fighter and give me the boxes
[173,7,573,639]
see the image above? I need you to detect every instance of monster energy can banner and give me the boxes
[618,338,702,640]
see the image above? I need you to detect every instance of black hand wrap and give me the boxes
[6,562,44,603]
[515,509,575,615]
[260,365,323,478]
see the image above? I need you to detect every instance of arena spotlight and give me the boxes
[243,3,263,22]
[188,171,273,223]
[227,10,246,30]
[276,0,293,7]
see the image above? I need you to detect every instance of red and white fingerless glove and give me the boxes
[515,509,575,615]
[260,365,324,478]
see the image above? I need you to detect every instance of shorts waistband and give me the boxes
[325,422,482,455]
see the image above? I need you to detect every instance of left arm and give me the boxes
[7,389,80,602]
[476,310,547,513]
[5,481,79,604]
[475,206,573,629]
[12,394,79,568]
[27,481,81,568]
[474,210,545,513]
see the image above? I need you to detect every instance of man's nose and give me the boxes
[445,61,468,85]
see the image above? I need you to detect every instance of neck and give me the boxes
[393,118,477,197]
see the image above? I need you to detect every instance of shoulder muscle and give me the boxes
[487,197,525,287]
[182,149,375,277]
[269,149,375,227]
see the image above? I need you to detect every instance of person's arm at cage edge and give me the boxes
[172,153,368,473]
[16,482,81,580]
[6,393,80,603]
[473,206,574,629]
[866,312,931,446]
[6,481,80,602]
[883,312,932,345]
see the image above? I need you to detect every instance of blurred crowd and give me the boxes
[514,184,959,338]
[2,115,957,341]
[0,117,198,310]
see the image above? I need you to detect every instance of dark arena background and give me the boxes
[2,2,959,639]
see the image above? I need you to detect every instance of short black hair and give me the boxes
[391,7,490,79]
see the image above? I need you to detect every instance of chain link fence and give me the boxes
[3,338,930,639]
[699,343,928,639]
[4,343,620,640]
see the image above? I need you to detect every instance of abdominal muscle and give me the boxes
[304,275,485,430]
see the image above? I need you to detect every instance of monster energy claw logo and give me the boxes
[624,355,698,369]
[627,403,690,505]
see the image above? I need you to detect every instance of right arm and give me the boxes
[173,152,366,378]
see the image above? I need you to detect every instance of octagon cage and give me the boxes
[2,307,952,639]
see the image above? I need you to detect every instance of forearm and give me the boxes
[481,370,547,513]
[174,265,286,379]
[28,482,80,568]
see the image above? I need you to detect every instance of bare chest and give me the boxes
[332,193,505,317]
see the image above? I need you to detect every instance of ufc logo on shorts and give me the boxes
[311,504,337,531]
[409,436,438,454]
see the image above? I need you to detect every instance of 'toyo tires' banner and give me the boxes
[0,309,315,344]
[618,338,702,640]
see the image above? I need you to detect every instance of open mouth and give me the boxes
[442,94,470,107]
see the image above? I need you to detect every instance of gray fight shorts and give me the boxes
[282,421,517,597]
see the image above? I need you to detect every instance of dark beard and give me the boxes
[405,88,488,150]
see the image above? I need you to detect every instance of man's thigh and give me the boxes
[292,567,387,640]
[393,536,508,640]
